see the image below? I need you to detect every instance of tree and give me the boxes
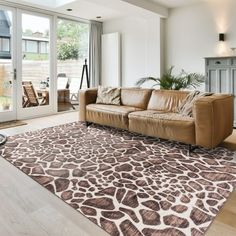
[57,43,78,60]
[23,29,33,36]
[57,20,88,61]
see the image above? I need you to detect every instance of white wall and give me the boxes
[103,16,162,88]
[166,0,236,90]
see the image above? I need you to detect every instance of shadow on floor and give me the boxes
[58,102,79,112]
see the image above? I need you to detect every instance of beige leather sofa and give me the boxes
[79,88,234,149]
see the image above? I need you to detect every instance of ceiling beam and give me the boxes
[121,0,168,18]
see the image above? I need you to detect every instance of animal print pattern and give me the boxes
[0,122,236,236]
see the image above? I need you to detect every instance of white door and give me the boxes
[0,6,17,122]
[17,10,55,119]
[0,8,55,122]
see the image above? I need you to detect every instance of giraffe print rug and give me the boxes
[0,122,236,236]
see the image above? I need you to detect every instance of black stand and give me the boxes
[79,59,90,89]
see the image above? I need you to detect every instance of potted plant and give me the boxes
[1,80,12,111]
[1,96,10,111]
[136,66,205,90]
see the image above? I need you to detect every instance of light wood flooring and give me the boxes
[0,112,109,236]
[57,102,79,112]
[0,112,236,236]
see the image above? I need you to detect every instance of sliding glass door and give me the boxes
[0,7,54,121]
[57,18,89,112]
[17,10,54,119]
[0,6,17,122]
[0,4,90,122]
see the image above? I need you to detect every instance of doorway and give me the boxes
[18,10,54,119]
[0,4,90,122]
[0,6,54,122]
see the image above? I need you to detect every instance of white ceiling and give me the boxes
[6,0,74,8]
[6,0,160,21]
[5,0,203,21]
[150,0,202,8]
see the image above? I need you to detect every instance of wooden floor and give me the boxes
[0,112,109,236]
[58,102,79,112]
[0,112,236,236]
[206,131,236,236]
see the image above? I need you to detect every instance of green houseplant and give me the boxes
[136,66,205,90]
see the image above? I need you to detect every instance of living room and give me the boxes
[0,0,236,236]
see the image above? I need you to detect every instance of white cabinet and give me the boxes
[205,56,236,126]
[101,33,121,87]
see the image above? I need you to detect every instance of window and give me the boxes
[22,13,50,109]
[0,37,10,52]
[57,18,89,112]
[22,39,26,52]
[40,41,48,53]
[26,40,38,53]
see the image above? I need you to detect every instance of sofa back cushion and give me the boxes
[121,88,152,109]
[147,90,189,112]
[96,86,121,105]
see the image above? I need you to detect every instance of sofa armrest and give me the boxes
[79,88,98,121]
[193,94,234,149]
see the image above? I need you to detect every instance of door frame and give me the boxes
[0,5,17,122]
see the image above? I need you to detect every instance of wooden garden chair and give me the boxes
[22,81,44,107]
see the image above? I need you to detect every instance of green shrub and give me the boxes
[57,43,79,61]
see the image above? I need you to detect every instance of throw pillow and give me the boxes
[178,91,213,117]
[96,86,121,105]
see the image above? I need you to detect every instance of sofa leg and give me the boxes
[85,122,92,127]
[188,144,197,154]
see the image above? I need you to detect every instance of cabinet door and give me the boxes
[207,69,217,93]
[218,68,230,93]
[231,68,236,125]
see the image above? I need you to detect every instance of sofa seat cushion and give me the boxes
[128,110,195,144]
[86,104,142,130]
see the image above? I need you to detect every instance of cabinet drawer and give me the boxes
[207,59,230,66]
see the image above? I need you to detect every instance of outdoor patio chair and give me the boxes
[57,73,69,90]
[22,81,44,107]
[57,75,69,103]
[69,77,80,103]
[57,74,75,110]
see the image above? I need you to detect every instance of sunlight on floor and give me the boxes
[1,111,78,136]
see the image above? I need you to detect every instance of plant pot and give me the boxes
[2,104,10,110]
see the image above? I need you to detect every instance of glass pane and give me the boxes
[219,69,228,93]
[209,70,217,93]
[40,41,47,53]
[26,40,38,53]
[22,39,26,52]
[2,38,10,52]
[22,13,50,108]
[0,10,13,112]
[57,18,89,112]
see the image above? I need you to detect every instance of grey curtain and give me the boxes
[89,21,103,87]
